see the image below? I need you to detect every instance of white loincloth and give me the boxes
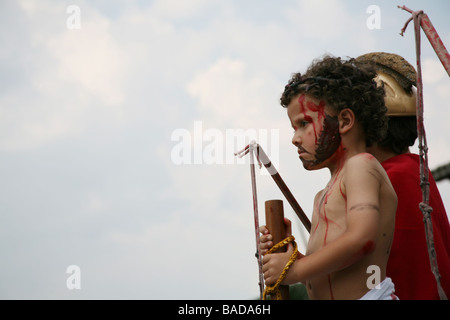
[358,277,399,300]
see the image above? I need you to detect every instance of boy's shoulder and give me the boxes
[343,152,386,182]
[345,152,380,168]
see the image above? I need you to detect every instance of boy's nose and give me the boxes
[292,132,302,147]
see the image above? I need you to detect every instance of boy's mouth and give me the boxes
[297,147,309,158]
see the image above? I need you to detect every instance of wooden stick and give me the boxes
[255,145,312,233]
[249,146,264,299]
[235,142,308,298]
[398,6,450,76]
[235,142,311,232]
[398,5,448,300]
[411,11,448,301]
[265,199,290,300]
[420,13,450,77]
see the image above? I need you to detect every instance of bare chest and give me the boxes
[307,176,348,253]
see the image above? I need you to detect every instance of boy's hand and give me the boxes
[259,226,273,256]
[262,242,297,286]
[259,218,292,255]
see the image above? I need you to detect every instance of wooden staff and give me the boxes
[265,199,290,300]
[249,146,264,299]
[256,145,312,233]
[399,5,450,76]
[399,6,448,300]
[236,142,312,233]
[235,142,307,298]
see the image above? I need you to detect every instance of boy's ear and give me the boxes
[338,108,356,134]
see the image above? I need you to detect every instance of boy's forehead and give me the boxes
[287,94,326,115]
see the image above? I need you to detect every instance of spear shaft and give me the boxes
[254,144,312,233]
[249,146,264,299]
[399,5,448,300]
[236,141,311,298]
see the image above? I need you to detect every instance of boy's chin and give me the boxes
[300,158,323,170]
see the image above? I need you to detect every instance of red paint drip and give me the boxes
[298,94,306,112]
[298,95,326,145]
[359,240,376,256]
[338,240,377,270]
[318,155,345,245]
[328,275,335,300]
[339,181,347,202]
[306,99,325,112]
[318,148,346,300]
[361,153,375,161]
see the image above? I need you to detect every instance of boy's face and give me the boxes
[287,94,341,170]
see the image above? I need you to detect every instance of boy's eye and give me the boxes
[300,120,309,127]
[292,120,310,132]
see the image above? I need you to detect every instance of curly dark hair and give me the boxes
[280,55,388,147]
[378,116,417,154]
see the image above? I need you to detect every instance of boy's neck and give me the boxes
[327,140,366,176]
[324,112,368,176]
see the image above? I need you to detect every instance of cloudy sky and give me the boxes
[1,0,449,299]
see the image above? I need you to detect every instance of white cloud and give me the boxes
[187,58,257,126]
[47,20,127,106]
[0,2,132,151]
[421,56,450,171]
[149,0,218,20]
[186,57,289,134]
[284,0,351,41]
[423,58,447,84]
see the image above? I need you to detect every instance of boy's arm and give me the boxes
[263,155,382,285]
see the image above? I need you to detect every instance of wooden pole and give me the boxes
[235,142,312,233]
[398,5,448,300]
[399,6,450,76]
[265,199,290,300]
[256,145,312,233]
[249,147,264,299]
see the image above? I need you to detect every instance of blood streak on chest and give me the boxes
[311,145,347,238]
[319,170,345,301]
[320,175,339,245]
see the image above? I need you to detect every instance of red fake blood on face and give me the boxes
[298,95,341,165]
[298,96,327,144]
[315,114,341,162]
[298,95,313,122]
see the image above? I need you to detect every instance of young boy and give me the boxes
[261,56,398,300]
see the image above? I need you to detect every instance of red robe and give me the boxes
[384,153,450,299]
